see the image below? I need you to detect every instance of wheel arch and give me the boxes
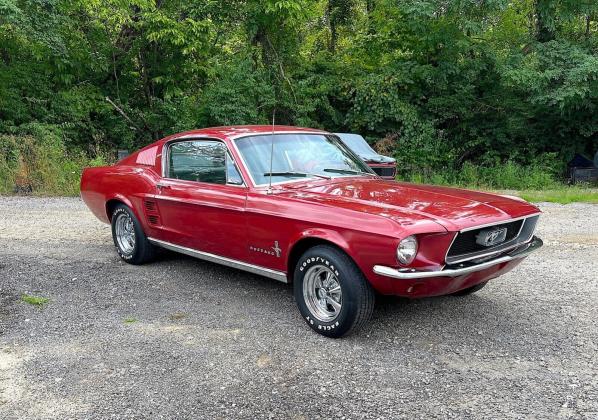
[286,233,357,283]
[105,195,135,222]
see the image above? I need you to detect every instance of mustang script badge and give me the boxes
[476,227,508,247]
[249,241,282,258]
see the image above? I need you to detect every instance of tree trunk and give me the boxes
[366,0,375,15]
[327,1,337,53]
[330,21,337,53]
[535,0,555,42]
[365,0,376,34]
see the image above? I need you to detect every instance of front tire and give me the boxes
[293,245,375,338]
[111,204,156,265]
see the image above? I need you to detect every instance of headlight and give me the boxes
[397,235,418,264]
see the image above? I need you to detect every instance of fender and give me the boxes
[103,167,160,225]
[106,193,139,222]
[290,228,352,254]
[286,228,359,277]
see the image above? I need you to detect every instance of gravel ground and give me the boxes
[0,197,597,419]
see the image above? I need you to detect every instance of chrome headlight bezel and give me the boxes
[397,235,418,265]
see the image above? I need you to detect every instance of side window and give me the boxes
[168,141,226,184]
[226,153,244,185]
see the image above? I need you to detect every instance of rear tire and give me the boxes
[451,282,487,296]
[111,204,156,265]
[293,245,375,338]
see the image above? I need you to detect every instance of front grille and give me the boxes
[448,220,523,256]
[372,166,396,177]
[446,215,539,265]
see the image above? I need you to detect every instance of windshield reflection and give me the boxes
[234,133,374,185]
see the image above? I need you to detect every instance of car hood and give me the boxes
[279,178,539,232]
[361,154,396,164]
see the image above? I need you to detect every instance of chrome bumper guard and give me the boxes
[373,236,543,280]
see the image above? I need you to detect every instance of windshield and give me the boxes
[234,133,374,186]
[335,133,379,159]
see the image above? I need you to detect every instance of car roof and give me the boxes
[162,125,328,143]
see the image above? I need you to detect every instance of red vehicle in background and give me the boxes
[81,125,542,338]
[335,133,397,179]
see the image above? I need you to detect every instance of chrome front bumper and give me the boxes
[373,236,543,280]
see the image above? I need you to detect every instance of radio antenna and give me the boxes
[267,107,276,194]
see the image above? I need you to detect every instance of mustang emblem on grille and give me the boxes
[476,227,508,247]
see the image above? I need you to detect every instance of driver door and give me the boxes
[154,139,248,261]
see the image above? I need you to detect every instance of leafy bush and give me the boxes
[0,125,111,196]
[399,155,563,191]
[0,0,596,196]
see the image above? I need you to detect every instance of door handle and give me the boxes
[156,183,171,191]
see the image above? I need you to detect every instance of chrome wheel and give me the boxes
[303,264,342,322]
[115,212,136,255]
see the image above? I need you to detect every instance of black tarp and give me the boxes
[567,153,595,168]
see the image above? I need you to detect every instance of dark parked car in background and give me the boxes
[335,133,397,180]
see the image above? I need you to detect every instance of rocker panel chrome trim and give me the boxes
[148,238,288,283]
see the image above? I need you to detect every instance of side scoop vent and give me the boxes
[143,199,161,226]
[144,200,156,212]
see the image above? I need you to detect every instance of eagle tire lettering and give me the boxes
[305,316,340,331]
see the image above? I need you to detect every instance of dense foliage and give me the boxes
[0,0,596,193]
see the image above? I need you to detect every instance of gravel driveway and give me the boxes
[0,197,597,419]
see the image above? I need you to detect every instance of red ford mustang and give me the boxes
[81,126,543,337]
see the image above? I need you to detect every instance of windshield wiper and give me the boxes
[263,171,331,180]
[323,168,376,177]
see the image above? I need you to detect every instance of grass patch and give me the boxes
[401,160,563,191]
[517,188,598,204]
[123,317,138,324]
[21,294,49,307]
[400,159,598,204]
[169,312,187,321]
